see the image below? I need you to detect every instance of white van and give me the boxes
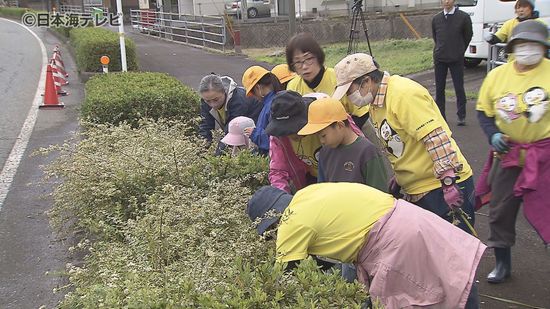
[459,0,550,67]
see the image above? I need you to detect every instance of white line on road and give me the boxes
[0,18,47,211]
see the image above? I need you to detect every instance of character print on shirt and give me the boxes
[496,93,521,123]
[298,146,322,167]
[522,87,548,123]
[378,120,404,158]
[344,161,354,172]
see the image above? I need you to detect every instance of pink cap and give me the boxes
[221,116,255,146]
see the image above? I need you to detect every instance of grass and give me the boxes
[445,89,479,101]
[246,38,435,76]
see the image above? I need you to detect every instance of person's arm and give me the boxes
[249,107,270,152]
[494,19,511,42]
[269,137,293,193]
[432,16,437,43]
[317,158,326,183]
[362,155,389,192]
[463,14,473,51]
[421,127,462,178]
[198,101,214,142]
[477,111,500,144]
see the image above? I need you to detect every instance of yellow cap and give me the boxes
[271,64,296,84]
[298,98,348,135]
[242,65,270,97]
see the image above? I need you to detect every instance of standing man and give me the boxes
[432,0,473,125]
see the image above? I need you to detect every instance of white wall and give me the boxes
[193,0,226,15]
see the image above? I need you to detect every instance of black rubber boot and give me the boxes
[487,247,511,283]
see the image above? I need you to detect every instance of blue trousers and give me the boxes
[415,177,476,234]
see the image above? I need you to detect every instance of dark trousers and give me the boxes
[434,60,467,120]
[415,177,476,234]
[488,162,522,248]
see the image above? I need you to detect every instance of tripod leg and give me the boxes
[359,9,373,56]
[347,10,359,54]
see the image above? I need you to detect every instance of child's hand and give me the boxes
[243,127,254,137]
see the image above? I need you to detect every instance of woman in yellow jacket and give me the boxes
[485,0,544,45]
[284,33,370,129]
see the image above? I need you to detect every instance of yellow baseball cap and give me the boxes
[271,64,296,84]
[333,53,378,100]
[298,98,348,135]
[242,65,270,97]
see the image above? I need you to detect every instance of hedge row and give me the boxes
[70,27,138,72]
[41,121,370,308]
[81,72,200,127]
[0,7,31,18]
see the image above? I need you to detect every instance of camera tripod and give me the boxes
[347,0,373,56]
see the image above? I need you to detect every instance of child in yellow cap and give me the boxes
[298,98,388,190]
[271,64,296,89]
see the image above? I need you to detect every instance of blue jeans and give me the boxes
[415,177,475,234]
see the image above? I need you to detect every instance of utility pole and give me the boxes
[116,0,128,71]
[289,0,296,36]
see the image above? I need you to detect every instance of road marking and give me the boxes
[0,18,47,211]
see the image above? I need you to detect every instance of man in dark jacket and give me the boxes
[198,74,262,147]
[432,0,473,125]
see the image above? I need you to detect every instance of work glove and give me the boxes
[483,32,495,42]
[491,133,509,153]
[443,184,464,210]
[388,175,402,198]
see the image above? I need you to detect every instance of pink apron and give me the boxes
[355,200,486,308]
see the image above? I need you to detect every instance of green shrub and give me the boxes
[81,72,200,127]
[0,7,31,18]
[70,27,138,72]
[41,121,373,308]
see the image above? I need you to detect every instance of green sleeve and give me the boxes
[363,155,389,192]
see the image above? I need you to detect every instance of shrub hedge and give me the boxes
[70,27,138,72]
[81,72,200,127]
[41,121,372,308]
[0,7,31,18]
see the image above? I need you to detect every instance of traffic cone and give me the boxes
[40,64,64,109]
[50,60,68,96]
[51,58,68,86]
[52,57,68,78]
[52,48,68,77]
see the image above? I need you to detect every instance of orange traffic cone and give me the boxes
[40,64,64,109]
[51,58,68,87]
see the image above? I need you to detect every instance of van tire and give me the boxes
[464,58,482,68]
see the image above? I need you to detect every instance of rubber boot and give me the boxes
[487,247,511,283]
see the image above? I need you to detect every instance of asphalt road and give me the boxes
[0,19,82,308]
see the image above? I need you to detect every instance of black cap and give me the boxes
[265,90,315,137]
[246,186,292,235]
[506,20,550,53]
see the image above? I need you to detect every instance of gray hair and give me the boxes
[199,74,225,94]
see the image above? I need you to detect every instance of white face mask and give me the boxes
[514,42,545,66]
[348,89,374,107]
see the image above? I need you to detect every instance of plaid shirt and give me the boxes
[373,72,461,202]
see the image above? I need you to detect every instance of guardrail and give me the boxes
[59,4,109,15]
[487,42,507,73]
[130,10,226,52]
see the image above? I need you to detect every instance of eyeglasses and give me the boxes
[291,56,317,70]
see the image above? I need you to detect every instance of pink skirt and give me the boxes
[355,200,486,309]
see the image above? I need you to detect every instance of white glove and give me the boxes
[483,32,494,42]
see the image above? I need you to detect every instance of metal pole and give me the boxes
[289,0,296,36]
[116,0,128,71]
